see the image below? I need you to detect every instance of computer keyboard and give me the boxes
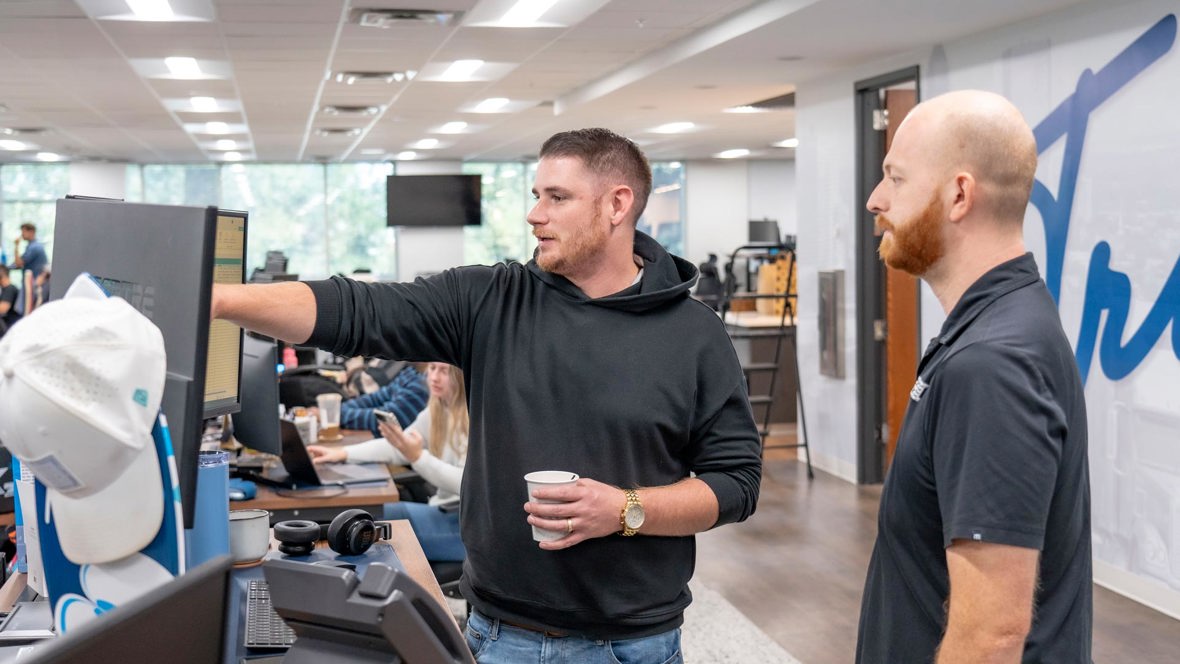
[244,579,296,649]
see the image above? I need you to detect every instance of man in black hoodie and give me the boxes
[213,128,762,662]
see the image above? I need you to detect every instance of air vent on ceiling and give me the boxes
[748,92,795,110]
[315,128,363,138]
[322,105,382,116]
[0,127,47,136]
[350,8,463,28]
[333,70,416,85]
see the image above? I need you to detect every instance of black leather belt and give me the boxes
[498,618,569,638]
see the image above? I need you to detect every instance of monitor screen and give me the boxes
[230,333,282,456]
[50,198,246,527]
[25,556,232,664]
[386,174,482,227]
[205,213,246,416]
[748,219,782,245]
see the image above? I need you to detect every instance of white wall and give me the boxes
[683,159,797,268]
[69,162,127,200]
[683,160,749,268]
[392,161,466,281]
[748,160,797,237]
[796,0,1180,619]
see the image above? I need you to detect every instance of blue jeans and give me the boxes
[383,501,465,562]
[464,610,683,664]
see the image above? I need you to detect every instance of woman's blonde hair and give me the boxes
[427,363,468,459]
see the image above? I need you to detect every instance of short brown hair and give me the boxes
[539,128,652,223]
[19,223,35,233]
[0,264,8,278]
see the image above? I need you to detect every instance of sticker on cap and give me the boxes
[24,455,83,493]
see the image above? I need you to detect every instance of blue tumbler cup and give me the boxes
[185,450,231,569]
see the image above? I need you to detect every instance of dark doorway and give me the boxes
[854,67,920,484]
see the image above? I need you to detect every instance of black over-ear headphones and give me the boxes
[274,509,393,557]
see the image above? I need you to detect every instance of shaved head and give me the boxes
[900,90,1037,225]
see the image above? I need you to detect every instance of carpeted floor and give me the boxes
[682,579,802,663]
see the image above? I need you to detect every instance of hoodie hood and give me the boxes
[526,231,698,312]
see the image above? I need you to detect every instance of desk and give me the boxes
[0,521,454,661]
[238,481,401,526]
[235,428,404,525]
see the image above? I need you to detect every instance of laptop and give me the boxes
[257,420,392,488]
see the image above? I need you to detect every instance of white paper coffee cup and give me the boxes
[524,470,579,542]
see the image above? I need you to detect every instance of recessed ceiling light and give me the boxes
[190,96,218,111]
[396,151,418,160]
[215,139,236,150]
[35,152,65,162]
[500,0,559,26]
[205,121,229,134]
[438,121,467,134]
[473,97,510,113]
[164,56,200,77]
[360,148,386,156]
[223,151,243,161]
[127,0,174,21]
[651,122,694,134]
[412,138,440,149]
[715,148,750,159]
[0,139,31,151]
[772,138,799,148]
[439,60,484,82]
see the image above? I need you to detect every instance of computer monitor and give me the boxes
[231,333,283,456]
[748,218,782,245]
[23,555,232,664]
[50,197,247,527]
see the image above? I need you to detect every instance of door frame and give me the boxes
[853,66,919,484]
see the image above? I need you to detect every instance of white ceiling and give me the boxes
[0,0,1087,164]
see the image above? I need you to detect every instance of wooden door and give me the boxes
[882,89,918,470]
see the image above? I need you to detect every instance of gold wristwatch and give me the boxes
[620,489,645,536]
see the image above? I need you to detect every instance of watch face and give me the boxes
[624,504,645,530]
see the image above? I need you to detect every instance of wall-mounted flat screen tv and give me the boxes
[386,174,482,227]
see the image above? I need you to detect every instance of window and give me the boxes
[460,160,686,265]
[326,162,396,278]
[130,162,393,280]
[462,162,535,265]
[1,163,69,266]
[639,162,685,257]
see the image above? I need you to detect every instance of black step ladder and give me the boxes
[719,243,813,479]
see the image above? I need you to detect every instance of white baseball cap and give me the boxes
[0,273,167,565]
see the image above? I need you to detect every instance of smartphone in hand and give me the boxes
[374,409,396,425]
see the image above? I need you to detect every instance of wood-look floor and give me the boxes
[694,445,1180,663]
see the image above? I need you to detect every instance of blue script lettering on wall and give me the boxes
[1028,14,1180,384]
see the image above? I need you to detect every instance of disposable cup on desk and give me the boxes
[316,393,343,441]
[293,414,318,445]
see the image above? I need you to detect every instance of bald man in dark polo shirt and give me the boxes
[856,90,1091,663]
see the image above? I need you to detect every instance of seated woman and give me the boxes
[309,362,467,562]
